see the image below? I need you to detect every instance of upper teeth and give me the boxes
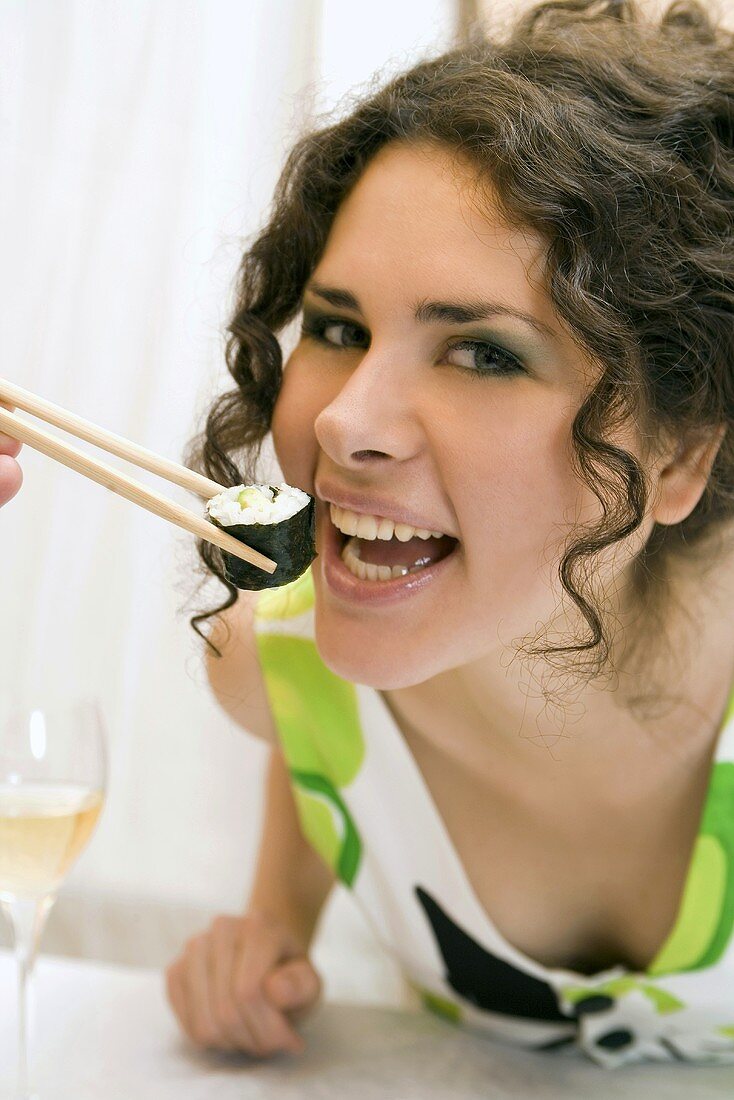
[330,504,444,541]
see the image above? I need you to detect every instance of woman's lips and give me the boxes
[316,499,461,604]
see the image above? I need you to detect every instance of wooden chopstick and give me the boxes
[0,405,277,575]
[0,378,222,500]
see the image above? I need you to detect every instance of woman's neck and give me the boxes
[384,541,734,780]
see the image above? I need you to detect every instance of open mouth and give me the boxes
[332,521,460,583]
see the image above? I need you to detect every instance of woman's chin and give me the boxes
[311,621,441,690]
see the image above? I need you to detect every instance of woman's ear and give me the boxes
[652,424,727,527]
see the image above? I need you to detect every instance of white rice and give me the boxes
[206,482,310,527]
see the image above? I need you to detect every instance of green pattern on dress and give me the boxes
[254,566,315,620]
[420,988,463,1024]
[648,763,734,974]
[723,691,734,731]
[254,570,365,886]
[647,835,726,976]
[561,976,684,1016]
[291,770,361,886]
[292,785,342,872]
[254,634,364,784]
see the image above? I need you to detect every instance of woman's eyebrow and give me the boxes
[304,281,557,341]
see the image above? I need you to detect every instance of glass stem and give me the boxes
[1,894,55,1100]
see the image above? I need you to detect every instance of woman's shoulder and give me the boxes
[205,589,280,743]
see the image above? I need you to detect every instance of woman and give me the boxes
[166,0,734,1067]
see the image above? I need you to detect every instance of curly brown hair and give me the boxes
[185,0,734,716]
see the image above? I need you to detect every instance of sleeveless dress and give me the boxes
[252,565,734,1068]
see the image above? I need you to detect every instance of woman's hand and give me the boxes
[0,403,22,507]
[165,910,323,1057]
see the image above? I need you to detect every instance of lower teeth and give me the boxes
[340,536,432,582]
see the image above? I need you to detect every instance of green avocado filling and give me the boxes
[237,486,270,510]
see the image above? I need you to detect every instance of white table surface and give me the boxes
[1,951,734,1098]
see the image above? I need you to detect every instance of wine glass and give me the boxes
[0,696,106,1100]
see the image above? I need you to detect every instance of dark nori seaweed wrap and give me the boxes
[210,487,316,591]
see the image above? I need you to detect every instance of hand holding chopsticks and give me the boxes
[0,404,23,508]
[0,379,276,576]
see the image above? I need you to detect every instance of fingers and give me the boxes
[264,957,323,1025]
[0,401,23,506]
[186,931,240,1051]
[0,434,22,459]
[166,933,237,1052]
[164,912,311,1058]
[165,957,195,1042]
[208,916,261,1050]
[0,401,22,459]
[0,454,22,507]
[230,912,306,1055]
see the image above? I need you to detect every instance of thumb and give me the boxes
[265,957,322,1015]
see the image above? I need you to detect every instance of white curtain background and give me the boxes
[0,0,455,1001]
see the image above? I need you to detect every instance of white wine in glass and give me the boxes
[0,698,106,1100]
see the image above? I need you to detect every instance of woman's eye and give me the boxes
[300,315,525,378]
[445,339,526,378]
[300,316,368,349]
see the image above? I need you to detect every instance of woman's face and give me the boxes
[271,140,637,689]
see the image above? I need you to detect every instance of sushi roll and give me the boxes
[206,481,316,590]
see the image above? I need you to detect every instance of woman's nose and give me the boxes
[313,350,423,466]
